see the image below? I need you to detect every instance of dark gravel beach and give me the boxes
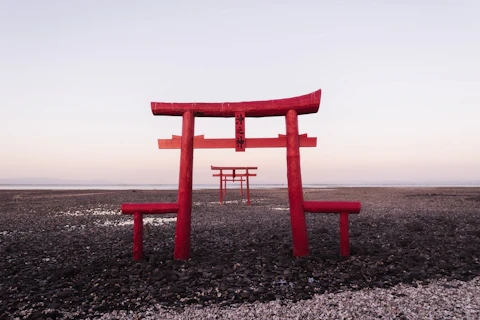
[1,187,480,319]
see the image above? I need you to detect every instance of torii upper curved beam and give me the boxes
[151,89,321,117]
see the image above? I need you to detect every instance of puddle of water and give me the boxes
[209,199,249,204]
[59,208,120,216]
[64,224,86,230]
[91,210,120,216]
[271,207,289,211]
[96,217,177,227]
[61,211,83,216]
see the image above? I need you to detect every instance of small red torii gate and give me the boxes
[122,89,361,260]
[211,166,257,205]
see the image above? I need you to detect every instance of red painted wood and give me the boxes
[221,177,246,181]
[278,134,308,138]
[303,202,359,256]
[122,203,179,215]
[339,212,350,256]
[286,110,309,257]
[174,111,195,260]
[151,89,321,117]
[159,136,232,149]
[212,173,257,177]
[158,135,316,149]
[219,169,223,205]
[235,112,245,152]
[303,201,361,214]
[246,169,250,206]
[252,135,316,148]
[211,166,258,170]
[222,176,246,198]
[224,176,227,196]
[212,166,257,205]
[133,212,143,260]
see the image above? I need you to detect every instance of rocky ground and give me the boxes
[1,187,480,319]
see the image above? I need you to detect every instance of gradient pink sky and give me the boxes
[1,1,479,184]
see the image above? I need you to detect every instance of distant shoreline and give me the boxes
[1,183,480,190]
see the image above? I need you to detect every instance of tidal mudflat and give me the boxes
[1,188,479,319]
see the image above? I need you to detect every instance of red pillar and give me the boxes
[286,109,309,256]
[340,212,350,256]
[219,170,223,205]
[133,212,143,260]
[246,170,251,206]
[240,179,243,196]
[224,176,227,196]
[174,111,195,260]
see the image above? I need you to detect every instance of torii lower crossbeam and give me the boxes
[158,134,316,149]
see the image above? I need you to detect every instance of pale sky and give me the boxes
[1,1,479,184]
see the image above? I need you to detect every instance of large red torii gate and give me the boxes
[122,89,361,260]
